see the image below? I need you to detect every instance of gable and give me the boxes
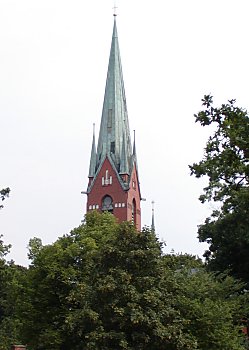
[88,156,125,195]
[129,162,141,200]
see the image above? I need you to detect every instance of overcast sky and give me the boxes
[1,0,249,266]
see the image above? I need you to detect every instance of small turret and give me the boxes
[88,123,97,179]
[120,131,130,175]
[151,201,155,233]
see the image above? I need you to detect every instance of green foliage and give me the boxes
[27,237,43,261]
[21,212,120,349]
[20,212,247,350]
[0,187,10,210]
[0,234,11,259]
[190,96,249,283]
[0,236,27,348]
[190,95,249,204]
[199,188,249,281]
[164,255,247,350]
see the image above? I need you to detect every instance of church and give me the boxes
[85,14,141,230]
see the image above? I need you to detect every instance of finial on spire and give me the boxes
[113,0,118,16]
[93,123,95,136]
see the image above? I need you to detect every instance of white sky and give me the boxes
[1,0,249,266]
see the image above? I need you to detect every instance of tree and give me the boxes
[0,235,27,348]
[190,95,249,283]
[21,212,247,349]
[163,254,249,350]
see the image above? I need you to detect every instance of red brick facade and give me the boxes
[87,157,141,230]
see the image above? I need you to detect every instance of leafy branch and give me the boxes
[0,188,10,210]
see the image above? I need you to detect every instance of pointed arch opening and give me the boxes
[102,195,113,213]
[132,198,136,226]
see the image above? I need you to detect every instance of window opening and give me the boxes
[108,109,112,128]
[110,141,115,153]
[102,195,113,213]
[132,199,136,225]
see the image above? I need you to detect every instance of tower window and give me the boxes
[102,195,113,212]
[132,199,136,225]
[105,170,109,185]
[110,141,115,153]
[108,109,112,128]
[102,170,113,186]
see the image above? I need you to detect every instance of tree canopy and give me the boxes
[0,236,27,348]
[18,212,247,350]
[190,95,249,283]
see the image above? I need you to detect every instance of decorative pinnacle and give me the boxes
[152,200,155,212]
[151,201,155,233]
[133,130,136,155]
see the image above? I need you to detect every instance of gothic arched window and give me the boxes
[132,199,136,225]
[102,195,113,212]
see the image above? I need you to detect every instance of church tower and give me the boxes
[86,16,141,230]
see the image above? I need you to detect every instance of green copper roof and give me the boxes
[87,17,141,195]
[96,17,132,173]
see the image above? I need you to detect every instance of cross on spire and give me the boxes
[113,0,118,16]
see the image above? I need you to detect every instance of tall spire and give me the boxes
[86,14,142,230]
[96,17,132,173]
[88,123,97,177]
